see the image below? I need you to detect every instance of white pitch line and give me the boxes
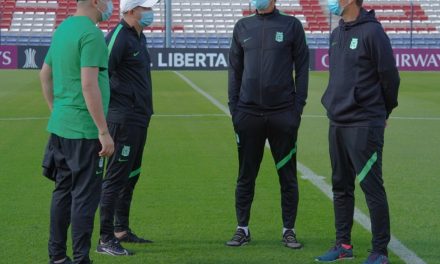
[302,114,440,121]
[391,116,440,121]
[0,117,49,121]
[1,114,438,122]
[0,114,228,121]
[154,114,227,117]
[298,165,427,264]
[174,70,427,264]
[174,71,231,115]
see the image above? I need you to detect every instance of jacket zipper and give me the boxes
[259,18,265,106]
[339,25,343,49]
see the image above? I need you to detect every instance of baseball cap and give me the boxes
[120,0,160,13]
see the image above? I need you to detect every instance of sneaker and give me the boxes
[282,229,303,249]
[49,257,72,264]
[116,230,153,244]
[225,228,251,246]
[96,238,132,256]
[363,253,390,264]
[315,244,354,262]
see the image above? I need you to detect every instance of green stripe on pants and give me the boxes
[276,143,297,170]
[358,152,378,183]
[129,167,141,178]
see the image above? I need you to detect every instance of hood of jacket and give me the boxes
[339,8,380,31]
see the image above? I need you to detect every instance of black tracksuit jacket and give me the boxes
[228,8,309,116]
[322,8,400,127]
[105,19,153,128]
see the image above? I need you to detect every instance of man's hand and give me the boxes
[98,131,114,157]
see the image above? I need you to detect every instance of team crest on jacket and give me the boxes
[275,32,284,42]
[98,157,104,168]
[121,145,131,157]
[350,38,358,50]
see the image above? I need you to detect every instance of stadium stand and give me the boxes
[1,0,440,48]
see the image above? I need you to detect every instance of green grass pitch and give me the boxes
[0,70,438,263]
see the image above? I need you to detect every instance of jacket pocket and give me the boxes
[354,85,382,108]
[321,86,332,112]
[353,86,363,107]
[127,82,137,109]
[322,85,360,121]
[232,110,241,126]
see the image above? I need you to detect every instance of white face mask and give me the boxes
[328,0,343,16]
[251,0,271,11]
[139,10,154,27]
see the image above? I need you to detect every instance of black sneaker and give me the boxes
[116,230,153,244]
[282,229,302,249]
[96,238,132,256]
[363,252,390,264]
[49,257,72,264]
[225,228,251,246]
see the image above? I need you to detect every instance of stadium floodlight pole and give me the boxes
[410,0,414,49]
[165,0,172,48]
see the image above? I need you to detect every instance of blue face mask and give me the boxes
[327,0,343,16]
[251,0,271,11]
[98,0,113,22]
[139,10,154,27]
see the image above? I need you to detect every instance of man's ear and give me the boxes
[91,0,99,8]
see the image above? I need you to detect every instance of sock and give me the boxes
[237,226,249,236]
[53,258,66,264]
[283,227,295,235]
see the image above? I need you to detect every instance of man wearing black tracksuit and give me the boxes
[316,3,400,263]
[97,12,154,255]
[226,0,309,249]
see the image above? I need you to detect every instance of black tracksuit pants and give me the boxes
[100,122,147,242]
[232,109,300,229]
[45,134,103,264]
[329,126,390,255]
